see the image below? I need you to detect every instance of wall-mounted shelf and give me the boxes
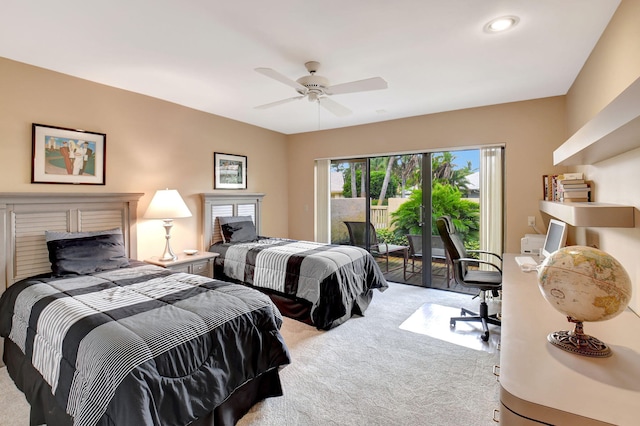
[539,200,635,227]
[554,76,640,166]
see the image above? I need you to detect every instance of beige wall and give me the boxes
[566,0,640,133]
[0,57,289,260]
[287,97,568,254]
[565,0,640,311]
[2,0,638,311]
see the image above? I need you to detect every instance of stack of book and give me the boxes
[543,173,591,202]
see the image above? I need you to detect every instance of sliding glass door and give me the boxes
[325,147,502,291]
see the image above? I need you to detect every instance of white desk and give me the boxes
[500,254,640,425]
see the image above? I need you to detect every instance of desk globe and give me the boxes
[537,245,632,357]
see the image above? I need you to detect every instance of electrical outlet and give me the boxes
[527,216,536,227]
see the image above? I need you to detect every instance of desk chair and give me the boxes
[344,221,407,272]
[404,234,451,285]
[436,216,502,342]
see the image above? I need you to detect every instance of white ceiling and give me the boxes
[0,1,620,135]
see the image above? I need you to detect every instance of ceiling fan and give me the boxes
[254,61,387,117]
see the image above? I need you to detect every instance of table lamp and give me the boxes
[144,189,192,261]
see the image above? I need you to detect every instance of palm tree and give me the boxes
[397,154,421,196]
[350,162,357,198]
[359,162,366,197]
[377,156,396,205]
[432,152,475,193]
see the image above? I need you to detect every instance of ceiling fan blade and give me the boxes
[255,96,305,110]
[318,97,352,117]
[255,67,308,93]
[326,77,388,95]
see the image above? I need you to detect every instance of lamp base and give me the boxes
[158,252,178,262]
[158,219,178,262]
[547,320,611,358]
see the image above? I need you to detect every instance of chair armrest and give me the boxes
[456,257,502,274]
[467,250,503,262]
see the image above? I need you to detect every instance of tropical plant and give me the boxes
[389,189,423,236]
[430,183,479,242]
[432,152,475,193]
[390,184,479,244]
[397,154,421,196]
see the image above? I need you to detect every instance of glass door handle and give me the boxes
[418,205,426,227]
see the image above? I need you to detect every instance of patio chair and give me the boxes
[344,221,407,272]
[404,234,451,284]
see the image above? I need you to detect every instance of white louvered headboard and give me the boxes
[200,193,265,249]
[0,192,143,292]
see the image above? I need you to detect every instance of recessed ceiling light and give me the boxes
[484,16,519,33]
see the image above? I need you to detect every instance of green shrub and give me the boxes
[376,228,408,246]
[390,184,479,245]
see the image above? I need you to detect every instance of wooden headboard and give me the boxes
[200,193,265,248]
[0,192,143,293]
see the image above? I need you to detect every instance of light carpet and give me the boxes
[1,283,501,426]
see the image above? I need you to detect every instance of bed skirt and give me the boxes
[4,339,283,426]
[214,262,376,329]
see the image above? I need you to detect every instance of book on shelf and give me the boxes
[559,182,588,189]
[561,190,590,198]
[560,187,591,202]
[558,179,585,185]
[559,172,583,180]
[543,173,592,202]
[562,187,590,192]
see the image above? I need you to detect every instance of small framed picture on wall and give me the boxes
[31,123,106,185]
[214,152,247,189]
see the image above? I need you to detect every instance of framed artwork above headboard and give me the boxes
[201,193,265,248]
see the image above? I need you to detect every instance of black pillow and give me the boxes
[219,216,258,243]
[47,233,130,276]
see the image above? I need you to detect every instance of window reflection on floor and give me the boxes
[400,302,501,354]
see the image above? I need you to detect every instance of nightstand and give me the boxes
[145,251,218,278]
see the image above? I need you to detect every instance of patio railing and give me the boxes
[371,206,388,229]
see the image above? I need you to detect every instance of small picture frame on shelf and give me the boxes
[31,123,106,185]
[214,152,247,189]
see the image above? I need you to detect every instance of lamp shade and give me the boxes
[144,189,192,219]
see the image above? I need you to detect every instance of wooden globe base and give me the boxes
[548,320,611,358]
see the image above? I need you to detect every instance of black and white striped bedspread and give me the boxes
[0,263,290,426]
[216,238,388,327]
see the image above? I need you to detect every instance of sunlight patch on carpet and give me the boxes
[399,303,500,353]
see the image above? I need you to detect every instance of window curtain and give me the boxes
[315,159,331,243]
[480,147,504,268]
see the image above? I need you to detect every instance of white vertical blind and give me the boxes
[480,147,504,266]
[315,159,331,243]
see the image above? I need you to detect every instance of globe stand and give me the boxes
[548,316,611,358]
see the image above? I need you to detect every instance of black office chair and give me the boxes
[344,221,407,272]
[436,216,502,342]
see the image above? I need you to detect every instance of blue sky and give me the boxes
[449,149,480,172]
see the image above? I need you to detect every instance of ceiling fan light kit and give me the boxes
[254,61,387,116]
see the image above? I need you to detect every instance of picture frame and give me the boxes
[214,152,247,189]
[32,123,106,185]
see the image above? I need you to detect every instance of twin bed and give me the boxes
[201,193,388,330]
[0,192,387,425]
